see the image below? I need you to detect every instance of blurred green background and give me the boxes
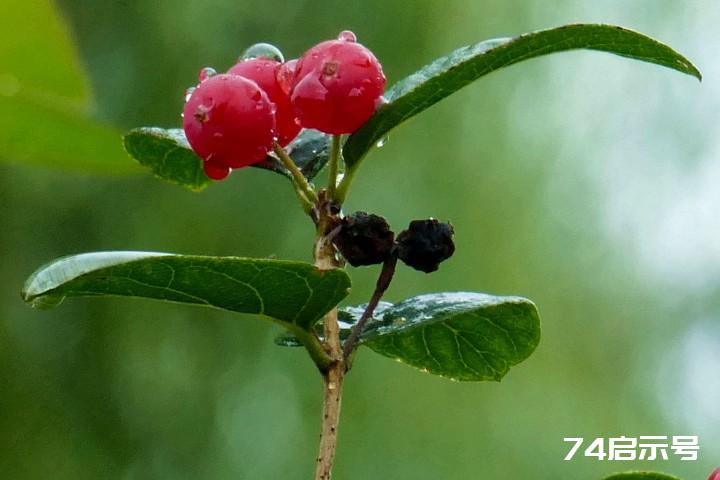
[1,0,717,478]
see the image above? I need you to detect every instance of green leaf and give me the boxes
[123,128,211,191]
[21,251,351,331]
[602,473,682,480]
[276,292,541,382]
[0,0,140,173]
[363,292,540,381]
[123,127,330,190]
[344,23,701,168]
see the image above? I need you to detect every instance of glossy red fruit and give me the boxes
[183,74,275,172]
[228,58,301,147]
[708,467,720,480]
[290,30,386,134]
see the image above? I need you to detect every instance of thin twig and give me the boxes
[313,192,345,480]
[273,141,319,204]
[327,135,342,201]
[334,163,357,205]
[342,252,398,362]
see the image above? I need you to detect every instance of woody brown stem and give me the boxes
[313,192,344,480]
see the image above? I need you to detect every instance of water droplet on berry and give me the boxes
[376,136,389,148]
[184,86,196,103]
[240,43,285,63]
[198,67,217,82]
[203,158,231,180]
[337,30,357,42]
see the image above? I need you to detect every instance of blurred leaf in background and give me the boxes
[0,0,136,173]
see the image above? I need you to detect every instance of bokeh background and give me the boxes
[1,1,717,478]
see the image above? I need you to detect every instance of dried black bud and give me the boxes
[333,211,395,267]
[396,219,455,273]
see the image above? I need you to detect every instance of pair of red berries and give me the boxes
[182,31,386,180]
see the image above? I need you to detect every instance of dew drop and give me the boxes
[198,67,217,82]
[376,136,389,148]
[337,30,357,42]
[184,86,196,103]
[241,43,284,63]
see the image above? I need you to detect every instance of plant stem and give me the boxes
[342,253,398,363]
[313,192,344,480]
[273,141,319,204]
[327,135,342,201]
[315,359,343,480]
[290,326,333,372]
[334,164,357,205]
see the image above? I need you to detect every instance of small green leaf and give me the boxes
[276,292,541,382]
[602,473,682,480]
[123,128,211,191]
[362,293,540,381]
[344,24,701,168]
[123,127,330,190]
[22,251,351,331]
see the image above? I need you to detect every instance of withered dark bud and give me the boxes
[396,219,455,273]
[333,211,395,267]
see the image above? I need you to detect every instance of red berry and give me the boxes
[290,31,386,134]
[708,468,720,480]
[183,74,276,173]
[228,58,301,147]
[277,59,298,96]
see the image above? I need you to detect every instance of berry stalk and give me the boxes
[327,135,342,201]
[272,141,319,206]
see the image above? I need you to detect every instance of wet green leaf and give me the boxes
[123,127,329,190]
[602,473,682,480]
[277,292,540,381]
[123,128,211,191]
[344,23,701,168]
[22,251,351,331]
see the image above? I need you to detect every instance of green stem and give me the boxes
[327,135,342,201]
[334,164,357,205]
[273,142,319,204]
[289,325,334,372]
